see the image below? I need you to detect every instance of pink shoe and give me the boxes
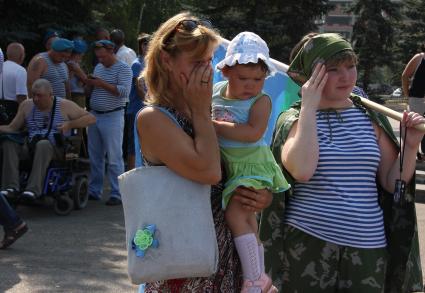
[241,273,278,293]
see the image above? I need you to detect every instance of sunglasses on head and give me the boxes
[164,19,212,46]
[176,19,212,32]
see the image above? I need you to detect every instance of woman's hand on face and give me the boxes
[180,62,213,115]
[232,187,273,213]
[301,63,328,111]
[401,111,425,149]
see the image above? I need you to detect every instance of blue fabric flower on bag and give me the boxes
[132,224,159,258]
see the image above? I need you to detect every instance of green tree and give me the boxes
[0,0,332,66]
[187,0,332,63]
[0,0,117,62]
[350,0,401,91]
[101,0,187,50]
[397,0,425,63]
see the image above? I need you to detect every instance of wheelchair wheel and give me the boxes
[54,195,74,216]
[72,176,89,210]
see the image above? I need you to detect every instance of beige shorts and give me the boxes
[408,97,425,115]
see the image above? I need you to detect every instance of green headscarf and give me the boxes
[288,33,353,85]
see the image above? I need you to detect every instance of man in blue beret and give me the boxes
[67,39,89,109]
[27,38,73,99]
[85,39,132,206]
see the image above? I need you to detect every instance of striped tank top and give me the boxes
[285,107,386,248]
[39,52,68,98]
[25,97,69,145]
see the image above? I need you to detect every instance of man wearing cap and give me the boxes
[67,39,89,108]
[85,40,132,206]
[0,42,27,104]
[92,28,110,67]
[110,29,136,66]
[27,38,73,99]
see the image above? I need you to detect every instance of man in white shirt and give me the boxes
[0,43,27,103]
[110,29,136,66]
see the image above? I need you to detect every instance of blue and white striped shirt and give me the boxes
[25,97,69,145]
[39,52,68,98]
[285,107,386,248]
[90,60,132,112]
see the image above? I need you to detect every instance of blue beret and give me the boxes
[72,39,88,54]
[51,38,74,52]
[43,30,59,45]
[94,40,115,49]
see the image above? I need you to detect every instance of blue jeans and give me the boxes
[88,110,124,199]
[0,194,22,231]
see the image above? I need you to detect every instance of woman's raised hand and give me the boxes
[180,62,213,116]
[301,63,328,110]
[401,111,425,149]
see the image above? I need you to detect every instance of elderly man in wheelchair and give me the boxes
[0,79,95,213]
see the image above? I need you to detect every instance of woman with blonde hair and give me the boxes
[136,12,273,292]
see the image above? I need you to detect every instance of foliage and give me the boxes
[0,0,331,67]
[187,0,332,63]
[397,0,425,62]
[350,0,402,91]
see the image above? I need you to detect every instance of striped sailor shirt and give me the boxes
[39,52,68,98]
[285,107,386,248]
[90,60,132,112]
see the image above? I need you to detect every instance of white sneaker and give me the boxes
[1,188,18,198]
[21,191,36,200]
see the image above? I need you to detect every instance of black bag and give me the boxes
[0,100,18,125]
[27,134,48,155]
[0,70,19,125]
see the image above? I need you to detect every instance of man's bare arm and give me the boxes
[27,56,47,98]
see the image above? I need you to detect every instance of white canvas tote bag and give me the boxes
[118,166,219,284]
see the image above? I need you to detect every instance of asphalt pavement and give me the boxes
[0,196,138,293]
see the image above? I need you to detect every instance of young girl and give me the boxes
[212,32,289,292]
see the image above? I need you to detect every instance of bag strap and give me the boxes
[134,106,181,167]
[43,96,57,139]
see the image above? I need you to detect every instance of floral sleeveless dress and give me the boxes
[143,108,242,293]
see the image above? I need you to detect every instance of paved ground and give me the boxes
[0,197,138,293]
[2,101,425,292]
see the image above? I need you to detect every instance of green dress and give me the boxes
[212,81,290,208]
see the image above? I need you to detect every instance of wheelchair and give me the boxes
[15,133,90,216]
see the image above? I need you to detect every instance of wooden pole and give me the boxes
[359,97,425,132]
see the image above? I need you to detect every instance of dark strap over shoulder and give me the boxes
[43,96,57,139]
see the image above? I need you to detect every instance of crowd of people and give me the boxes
[0,28,151,248]
[1,11,425,293]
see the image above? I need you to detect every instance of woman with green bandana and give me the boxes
[259,33,424,292]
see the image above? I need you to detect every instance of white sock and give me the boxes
[234,233,261,282]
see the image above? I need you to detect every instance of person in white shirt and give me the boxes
[110,29,136,66]
[0,43,27,103]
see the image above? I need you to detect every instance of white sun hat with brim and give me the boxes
[216,31,277,77]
